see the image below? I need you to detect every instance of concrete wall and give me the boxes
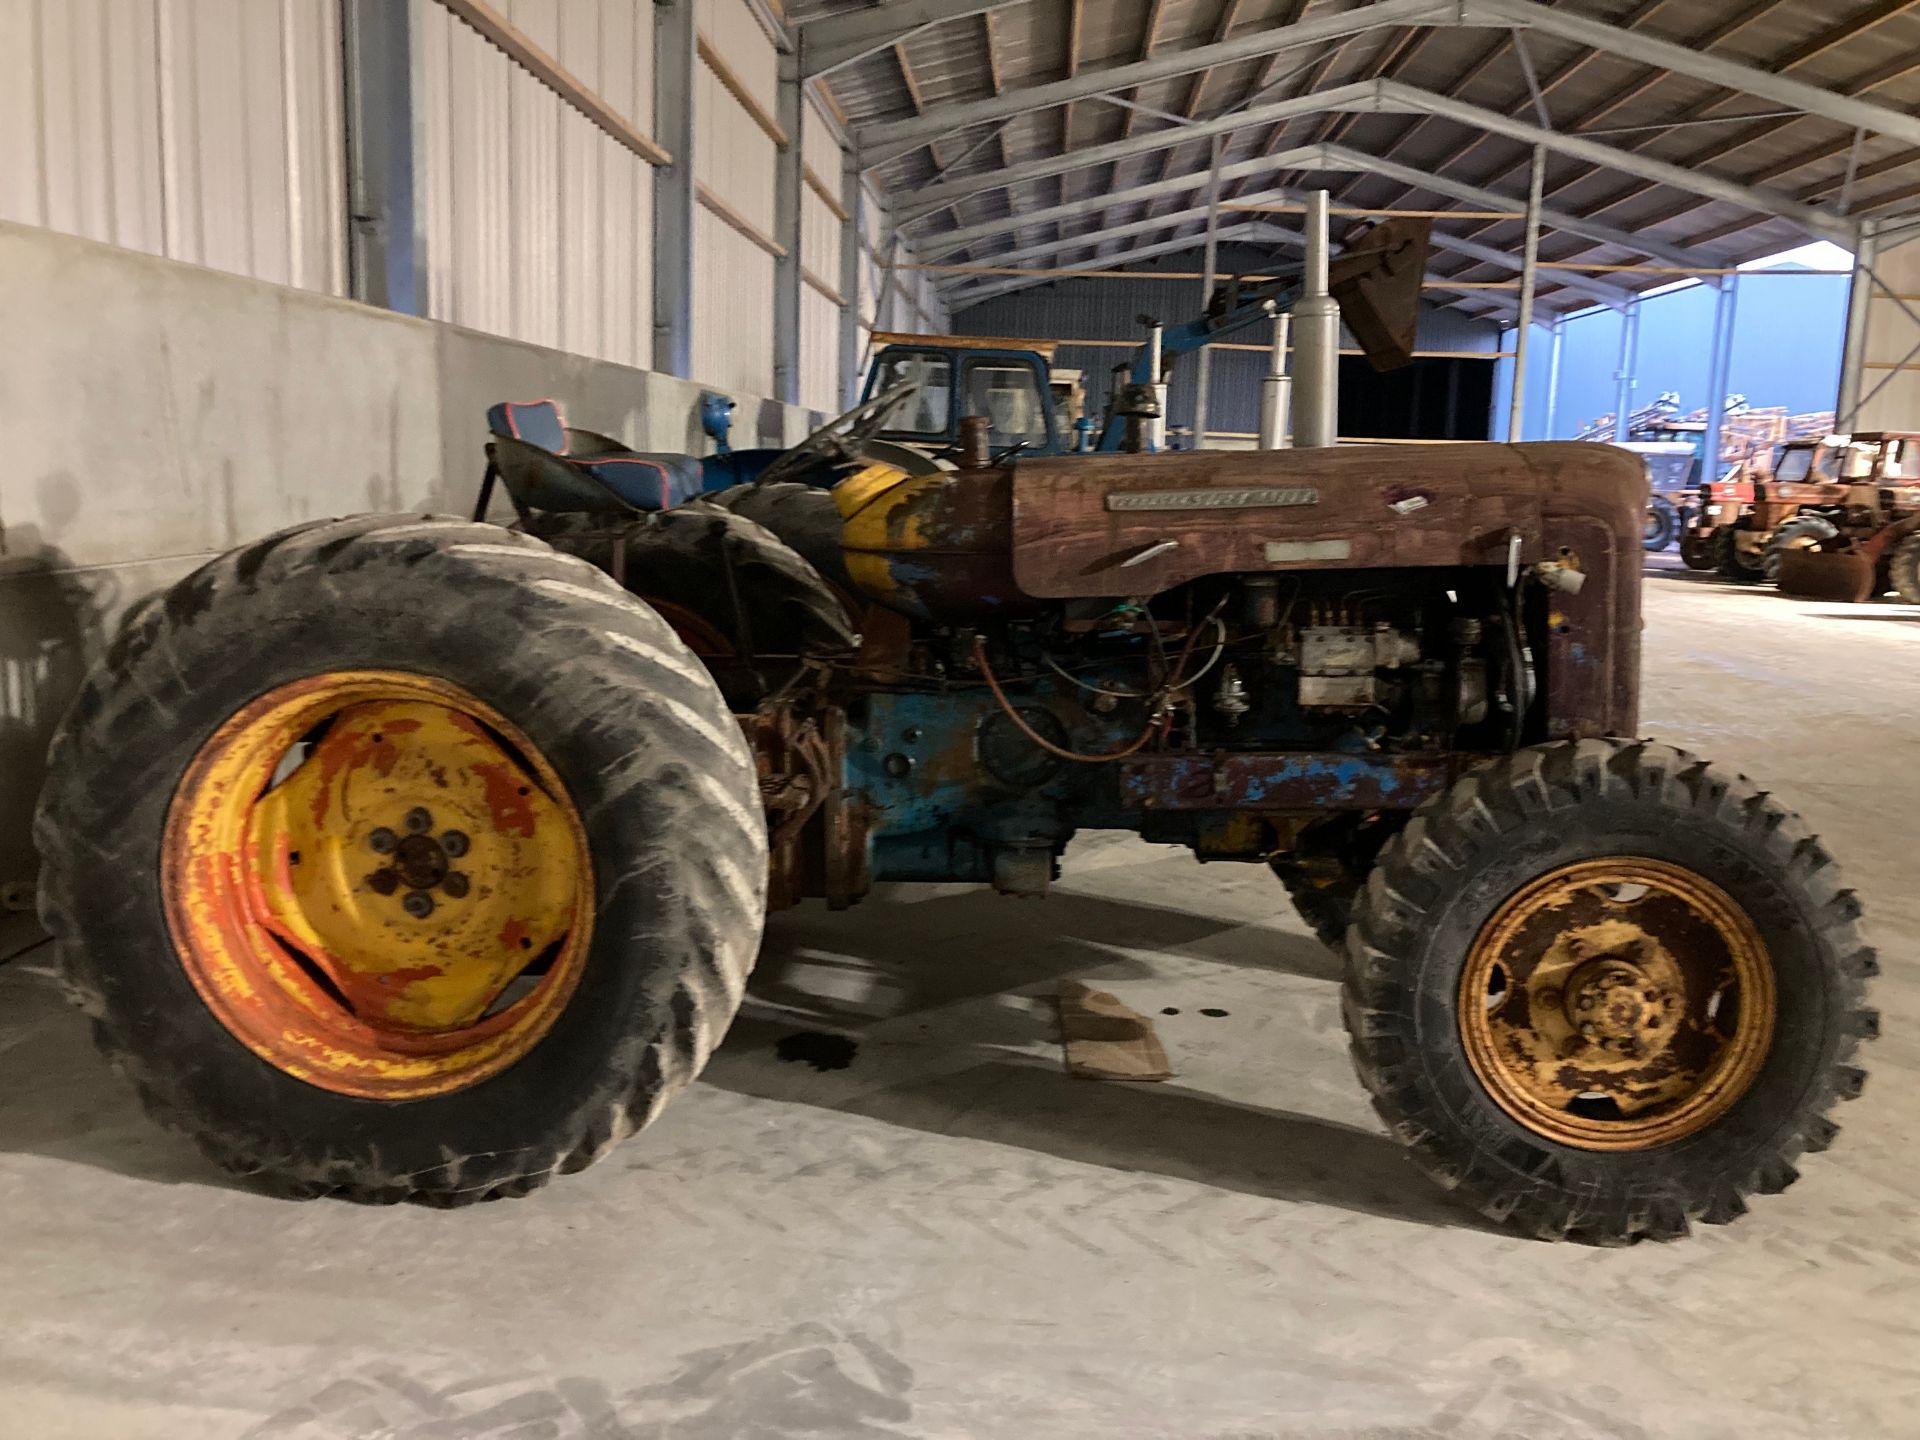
[0,219,813,899]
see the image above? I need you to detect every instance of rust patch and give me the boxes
[472,761,538,838]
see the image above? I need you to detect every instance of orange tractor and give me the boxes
[1759,433,1920,601]
[1697,433,1920,592]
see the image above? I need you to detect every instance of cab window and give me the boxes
[1773,447,1814,484]
[870,352,953,438]
[962,358,1053,449]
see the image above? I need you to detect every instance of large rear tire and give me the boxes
[530,502,856,660]
[1643,498,1678,553]
[1344,740,1875,1243]
[706,481,858,596]
[36,515,768,1205]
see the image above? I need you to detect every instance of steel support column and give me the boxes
[1703,277,1743,487]
[840,153,865,409]
[1294,191,1339,448]
[342,0,423,315]
[772,52,803,406]
[1545,318,1566,440]
[1613,298,1641,442]
[1190,137,1226,451]
[653,0,697,377]
[1508,146,1546,442]
[1838,222,1880,429]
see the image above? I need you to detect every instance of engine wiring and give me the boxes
[1042,615,1228,698]
[972,596,1227,764]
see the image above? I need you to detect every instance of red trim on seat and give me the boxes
[499,399,567,449]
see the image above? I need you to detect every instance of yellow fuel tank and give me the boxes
[832,461,1035,621]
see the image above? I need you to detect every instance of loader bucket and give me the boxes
[1330,217,1432,372]
[1776,548,1879,603]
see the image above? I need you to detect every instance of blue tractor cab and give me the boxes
[861,334,1079,458]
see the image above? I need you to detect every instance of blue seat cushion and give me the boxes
[569,452,708,511]
[487,399,567,455]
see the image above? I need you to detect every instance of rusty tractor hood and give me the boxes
[1009,442,1647,598]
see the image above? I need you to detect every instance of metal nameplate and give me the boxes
[1105,486,1319,513]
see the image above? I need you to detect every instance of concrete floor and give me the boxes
[4,560,1919,1439]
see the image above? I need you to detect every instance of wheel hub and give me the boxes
[1459,859,1775,1150]
[163,671,594,1099]
[1563,955,1679,1054]
[377,825,457,896]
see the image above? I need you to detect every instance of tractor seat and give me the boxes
[486,400,706,514]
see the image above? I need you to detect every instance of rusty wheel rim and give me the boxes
[1459,858,1776,1150]
[164,671,593,1100]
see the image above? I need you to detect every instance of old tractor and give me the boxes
[1701,433,1920,586]
[1766,432,1920,602]
[35,229,1874,1247]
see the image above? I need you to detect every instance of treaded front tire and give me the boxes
[1345,739,1876,1244]
[1889,533,1920,604]
[1764,514,1839,582]
[1275,867,1352,950]
[36,515,768,1205]
[1715,528,1767,583]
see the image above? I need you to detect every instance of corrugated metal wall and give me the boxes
[952,243,1502,439]
[414,0,654,368]
[0,0,345,294]
[0,0,936,415]
[798,97,843,415]
[852,182,950,372]
[692,0,778,397]
[1857,238,1920,431]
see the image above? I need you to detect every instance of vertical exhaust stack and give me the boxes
[1293,191,1340,448]
[1260,310,1293,450]
[1144,321,1168,452]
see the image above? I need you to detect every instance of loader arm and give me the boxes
[1096,217,1431,451]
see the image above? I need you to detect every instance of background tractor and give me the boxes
[1761,432,1920,602]
[1699,432,1920,587]
[32,226,1875,1247]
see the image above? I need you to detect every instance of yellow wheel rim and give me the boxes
[1460,858,1776,1150]
[164,671,593,1100]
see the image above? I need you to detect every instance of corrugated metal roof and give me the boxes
[807,0,1920,319]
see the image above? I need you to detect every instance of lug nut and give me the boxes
[403,891,435,919]
[441,830,470,858]
[404,807,434,834]
[366,870,399,896]
[442,872,470,899]
[368,828,398,854]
